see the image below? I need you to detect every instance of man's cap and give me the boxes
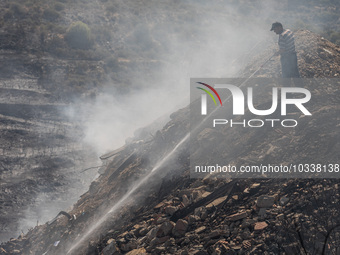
[270,22,282,31]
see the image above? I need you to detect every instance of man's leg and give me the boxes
[290,53,300,78]
[281,56,292,86]
[281,56,289,78]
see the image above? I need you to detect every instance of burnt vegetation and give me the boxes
[0,0,339,254]
[0,0,339,96]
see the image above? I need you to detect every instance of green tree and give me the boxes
[65,21,93,49]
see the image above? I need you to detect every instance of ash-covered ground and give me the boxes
[1,30,339,255]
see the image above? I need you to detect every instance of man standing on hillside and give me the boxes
[271,22,300,78]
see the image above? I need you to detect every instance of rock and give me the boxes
[120,240,137,252]
[116,238,125,244]
[201,191,212,198]
[123,232,136,242]
[188,215,200,225]
[258,208,267,217]
[250,183,261,189]
[254,221,268,231]
[132,224,143,230]
[102,241,120,255]
[107,238,115,245]
[244,183,261,194]
[156,217,167,224]
[138,236,147,245]
[154,201,166,210]
[186,233,199,242]
[256,195,275,208]
[156,221,175,237]
[172,219,188,237]
[241,228,252,239]
[204,239,219,248]
[192,190,203,201]
[241,219,255,228]
[206,195,228,208]
[208,230,222,239]
[277,214,284,220]
[182,194,190,206]
[194,207,208,220]
[146,226,158,241]
[202,229,226,242]
[137,227,148,237]
[194,226,206,234]
[165,206,178,216]
[149,236,170,247]
[126,248,147,255]
[164,237,176,247]
[280,196,289,206]
[226,211,248,221]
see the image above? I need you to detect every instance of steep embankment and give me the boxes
[1,30,338,255]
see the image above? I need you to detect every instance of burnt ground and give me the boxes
[0,30,338,255]
[0,51,99,242]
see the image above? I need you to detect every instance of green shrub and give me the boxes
[65,21,93,49]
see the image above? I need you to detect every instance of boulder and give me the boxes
[157,221,175,237]
[165,206,178,216]
[172,219,188,237]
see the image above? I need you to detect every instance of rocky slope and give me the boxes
[0,30,339,255]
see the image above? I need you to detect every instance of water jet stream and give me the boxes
[66,133,189,254]
[66,58,271,254]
